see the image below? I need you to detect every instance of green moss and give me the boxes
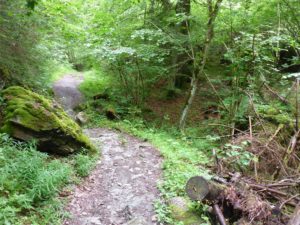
[266,107,278,115]
[257,104,293,126]
[1,86,96,154]
[169,200,204,225]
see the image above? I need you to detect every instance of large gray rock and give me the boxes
[76,111,89,125]
[0,86,96,155]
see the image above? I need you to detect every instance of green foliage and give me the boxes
[35,63,76,92]
[26,0,38,10]
[0,132,99,224]
[73,154,97,177]
[256,103,293,125]
[162,87,183,100]
[154,200,175,224]
[80,70,144,119]
[216,142,256,171]
[79,70,113,99]
[2,0,300,224]
[222,94,249,127]
[0,133,72,224]
[0,0,44,84]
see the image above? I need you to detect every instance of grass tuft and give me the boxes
[0,133,99,224]
[73,153,98,177]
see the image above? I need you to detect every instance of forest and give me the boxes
[0,0,300,224]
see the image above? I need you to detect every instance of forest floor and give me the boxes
[53,74,163,225]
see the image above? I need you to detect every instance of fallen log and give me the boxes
[213,204,227,225]
[185,176,273,224]
[185,176,225,202]
[185,176,227,224]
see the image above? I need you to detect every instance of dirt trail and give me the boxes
[53,74,84,115]
[53,74,162,225]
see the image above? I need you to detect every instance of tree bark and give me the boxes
[179,0,223,130]
[174,0,192,89]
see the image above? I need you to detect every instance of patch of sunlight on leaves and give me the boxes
[79,69,114,98]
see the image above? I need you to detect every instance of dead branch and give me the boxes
[280,194,300,209]
[213,204,227,225]
[265,124,283,147]
[244,91,267,135]
[263,83,289,104]
[283,130,300,165]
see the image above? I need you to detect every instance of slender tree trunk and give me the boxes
[179,0,223,130]
[174,0,192,89]
[276,1,281,61]
[135,57,145,106]
[179,75,198,128]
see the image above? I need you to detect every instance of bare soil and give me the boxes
[64,129,162,225]
[53,74,163,225]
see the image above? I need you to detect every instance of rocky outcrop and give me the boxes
[0,86,96,155]
[75,111,89,125]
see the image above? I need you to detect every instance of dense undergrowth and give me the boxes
[1,0,300,224]
[1,65,297,224]
[0,133,98,224]
[78,67,299,224]
[2,61,297,224]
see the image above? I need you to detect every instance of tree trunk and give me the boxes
[175,0,191,35]
[179,0,223,130]
[174,0,192,89]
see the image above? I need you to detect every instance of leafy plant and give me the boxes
[0,133,98,224]
[217,142,256,171]
[74,153,97,177]
[0,134,74,224]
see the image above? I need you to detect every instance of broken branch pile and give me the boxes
[186,175,300,224]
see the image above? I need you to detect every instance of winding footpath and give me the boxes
[53,74,162,225]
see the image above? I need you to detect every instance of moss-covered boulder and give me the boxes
[0,86,96,155]
[169,197,204,225]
